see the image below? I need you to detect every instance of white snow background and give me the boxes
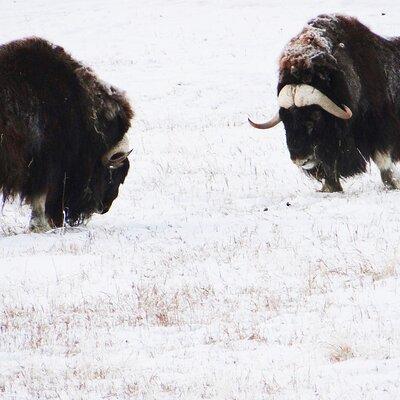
[1,0,400,399]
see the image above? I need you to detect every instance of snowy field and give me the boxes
[1,0,400,398]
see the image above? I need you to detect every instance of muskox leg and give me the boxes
[320,177,343,192]
[45,199,64,228]
[373,151,400,189]
[312,162,343,193]
[29,193,51,232]
[45,184,65,228]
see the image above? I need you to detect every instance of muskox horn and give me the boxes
[248,113,281,129]
[247,85,294,130]
[279,84,352,119]
[102,135,132,169]
[277,84,296,109]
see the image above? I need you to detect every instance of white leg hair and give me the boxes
[29,193,51,232]
[373,151,400,189]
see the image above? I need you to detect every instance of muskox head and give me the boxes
[248,84,352,170]
[64,68,134,225]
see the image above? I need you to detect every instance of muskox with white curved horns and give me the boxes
[0,37,134,231]
[249,14,400,192]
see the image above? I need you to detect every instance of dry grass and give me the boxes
[329,344,355,363]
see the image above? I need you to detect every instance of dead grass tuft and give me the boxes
[329,344,354,363]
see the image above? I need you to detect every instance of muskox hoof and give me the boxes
[380,170,400,190]
[319,179,343,193]
[29,218,51,233]
[383,180,400,190]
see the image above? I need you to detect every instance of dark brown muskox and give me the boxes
[0,37,133,231]
[249,14,400,192]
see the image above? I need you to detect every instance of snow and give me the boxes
[1,1,400,399]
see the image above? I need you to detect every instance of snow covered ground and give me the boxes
[1,0,400,398]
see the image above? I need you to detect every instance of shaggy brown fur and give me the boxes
[0,37,134,229]
[275,14,400,191]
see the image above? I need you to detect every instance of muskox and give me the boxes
[249,14,400,192]
[0,37,133,231]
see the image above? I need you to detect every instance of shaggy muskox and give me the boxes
[249,14,400,192]
[0,37,133,231]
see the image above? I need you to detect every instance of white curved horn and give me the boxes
[277,84,296,109]
[284,84,352,119]
[248,82,351,131]
[277,84,352,119]
[102,135,131,168]
[248,113,281,129]
[247,85,295,130]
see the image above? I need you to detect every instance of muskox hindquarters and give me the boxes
[0,37,134,231]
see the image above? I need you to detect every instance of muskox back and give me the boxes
[0,39,81,197]
[0,37,134,230]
